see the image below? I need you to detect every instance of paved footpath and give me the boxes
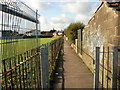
[53,41,94,89]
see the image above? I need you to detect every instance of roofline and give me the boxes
[87,2,103,25]
[86,1,120,26]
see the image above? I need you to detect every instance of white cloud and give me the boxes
[75,14,92,24]
[23,0,100,3]
[50,14,73,30]
[38,2,100,31]
[38,16,50,30]
[51,14,72,24]
[39,16,48,24]
[39,14,73,30]
[21,0,52,10]
[60,2,100,24]
[20,0,101,31]
[56,0,90,2]
[60,2,99,14]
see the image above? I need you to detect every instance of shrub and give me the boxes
[64,22,85,44]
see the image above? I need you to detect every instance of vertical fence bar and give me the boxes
[51,44,54,71]
[107,47,109,89]
[102,47,104,89]
[9,58,13,89]
[29,51,31,88]
[14,56,18,88]
[40,45,48,89]
[78,29,82,54]
[94,47,100,89]
[33,56,37,89]
[3,60,7,89]
[21,54,25,89]
[35,10,41,88]
[18,55,22,89]
[25,58,27,88]
[112,47,118,90]
[35,9,38,48]
[45,44,50,88]
[36,51,38,89]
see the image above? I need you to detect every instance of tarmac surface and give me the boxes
[53,41,94,89]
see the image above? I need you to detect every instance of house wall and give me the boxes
[82,3,120,88]
[31,31,41,36]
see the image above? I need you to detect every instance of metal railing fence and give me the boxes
[1,47,41,89]
[40,37,64,88]
[94,46,119,90]
[0,37,64,89]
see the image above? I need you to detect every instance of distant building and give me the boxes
[53,31,64,36]
[53,31,58,36]
[58,31,63,36]
[2,30,18,37]
[25,30,41,36]
[41,31,53,37]
[50,28,56,33]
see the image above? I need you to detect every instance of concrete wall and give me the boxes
[82,3,120,88]
[71,39,78,53]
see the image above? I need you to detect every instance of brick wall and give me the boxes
[82,2,120,88]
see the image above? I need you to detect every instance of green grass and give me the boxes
[1,38,56,60]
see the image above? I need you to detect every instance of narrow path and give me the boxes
[53,41,94,89]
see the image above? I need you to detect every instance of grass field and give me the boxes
[1,38,56,60]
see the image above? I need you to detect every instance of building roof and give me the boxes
[87,1,120,26]
[99,0,120,11]
[107,2,120,11]
[26,30,40,33]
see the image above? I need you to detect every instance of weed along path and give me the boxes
[53,41,94,89]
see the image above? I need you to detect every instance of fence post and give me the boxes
[0,28,1,90]
[40,44,49,89]
[45,44,50,88]
[112,47,118,90]
[61,38,64,55]
[94,47,100,89]
[78,29,82,54]
[0,26,1,89]
[0,61,1,90]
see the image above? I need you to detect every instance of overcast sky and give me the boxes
[21,0,102,31]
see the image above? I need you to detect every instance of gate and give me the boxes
[94,47,119,89]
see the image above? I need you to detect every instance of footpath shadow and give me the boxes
[51,53,65,89]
